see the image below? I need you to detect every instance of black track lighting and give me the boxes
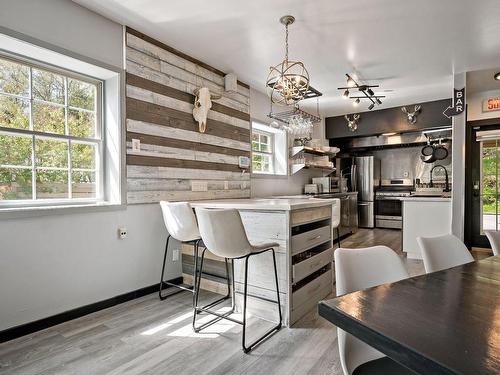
[353,98,360,106]
[376,98,382,105]
[347,76,356,87]
[342,89,349,99]
[367,88,375,96]
[368,103,375,110]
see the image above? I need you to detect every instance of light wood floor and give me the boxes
[0,229,423,375]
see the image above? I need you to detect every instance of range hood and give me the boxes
[341,127,452,150]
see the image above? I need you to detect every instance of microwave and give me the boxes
[312,177,347,193]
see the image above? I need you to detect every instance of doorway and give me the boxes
[466,121,500,248]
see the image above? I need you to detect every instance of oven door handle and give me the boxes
[358,203,370,206]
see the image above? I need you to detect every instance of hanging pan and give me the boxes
[433,139,448,160]
[421,138,434,156]
[420,138,436,163]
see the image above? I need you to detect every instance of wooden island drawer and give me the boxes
[293,248,334,283]
[291,225,331,255]
[291,206,332,226]
[291,268,332,324]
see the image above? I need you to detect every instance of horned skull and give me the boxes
[401,105,421,124]
[192,87,221,133]
[344,114,360,132]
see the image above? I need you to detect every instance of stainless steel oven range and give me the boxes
[374,179,413,229]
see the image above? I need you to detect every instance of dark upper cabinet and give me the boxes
[325,98,452,139]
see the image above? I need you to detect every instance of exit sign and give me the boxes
[483,97,500,112]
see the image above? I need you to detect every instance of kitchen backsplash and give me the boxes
[370,144,452,183]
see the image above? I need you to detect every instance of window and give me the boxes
[252,129,274,174]
[0,55,102,205]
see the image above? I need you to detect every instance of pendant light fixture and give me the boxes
[266,15,310,106]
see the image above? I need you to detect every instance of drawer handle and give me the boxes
[308,235,322,241]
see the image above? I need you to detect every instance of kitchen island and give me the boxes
[184,198,339,326]
[401,196,452,259]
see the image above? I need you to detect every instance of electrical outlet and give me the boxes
[191,180,208,192]
[241,181,247,189]
[224,181,229,190]
[403,171,409,178]
[172,249,180,262]
[131,138,141,151]
[118,227,127,239]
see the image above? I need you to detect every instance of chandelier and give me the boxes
[266,15,310,106]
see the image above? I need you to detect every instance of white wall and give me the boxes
[467,89,500,121]
[0,0,181,331]
[249,88,324,197]
[0,0,123,69]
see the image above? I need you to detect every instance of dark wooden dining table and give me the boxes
[318,255,500,375]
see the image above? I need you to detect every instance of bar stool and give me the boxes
[193,207,282,353]
[158,201,202,301]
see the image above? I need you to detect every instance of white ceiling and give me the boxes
[467,68,500,95]
[74,0,500,117]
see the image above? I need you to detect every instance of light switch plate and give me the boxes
[131,138,141,151]
[191,180,208,192]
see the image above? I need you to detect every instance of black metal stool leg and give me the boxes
[159,236,196,301]
[193,254,234,332]
[159,235,171,300]
[191,240,200,306]
[242,249,282,353]
[337,227,341,248]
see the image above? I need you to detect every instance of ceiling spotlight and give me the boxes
[495,72,500,81]
[376,98,382,105]
[353,98,360,106]
[347,76,356,87]
[368,103,375,110]
[342,89,350,99]
[367,88,375,96]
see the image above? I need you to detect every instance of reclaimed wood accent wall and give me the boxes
[125,27,251,204]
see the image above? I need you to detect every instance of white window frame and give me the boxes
[252,128,275,175]
[0,53,104,208]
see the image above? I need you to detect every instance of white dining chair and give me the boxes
[484,230,500,256]
[159,201,202,301]
[193,207,282,353]
[416,234,474,273]
[332,198,341,248]
[335,246,412,375]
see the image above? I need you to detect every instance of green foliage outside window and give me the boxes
[0,57,98,201]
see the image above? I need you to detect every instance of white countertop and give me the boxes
[400,196,451,202]
[191,197,337,211]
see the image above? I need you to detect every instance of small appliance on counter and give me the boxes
[304,184,321,195]
[312,177,331,193]
[311,177,348,194]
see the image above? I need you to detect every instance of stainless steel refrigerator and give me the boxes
[354,156,380,228]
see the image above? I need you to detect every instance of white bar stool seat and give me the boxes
[158,201,202,301]
[193,207,282,353]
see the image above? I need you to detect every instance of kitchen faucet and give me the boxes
[429,165,450,192]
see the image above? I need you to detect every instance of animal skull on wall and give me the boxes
[192,87,221,133]
[344,114,360,132]
[401,105,421,124]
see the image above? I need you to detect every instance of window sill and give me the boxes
[0,201,126,220]
[251,172,289,180]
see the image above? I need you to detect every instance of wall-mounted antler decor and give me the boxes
[344,114,360,132]
[401,105,421,124]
